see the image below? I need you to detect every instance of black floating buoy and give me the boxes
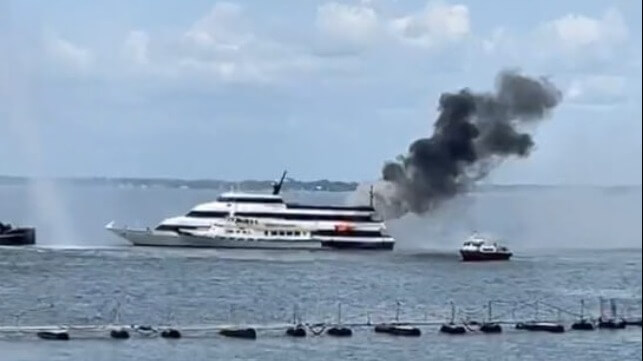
[479,323,503,334]
[571,320,595,331]
[219,328,257,339]
[598,318,626,330]
[624,318,642,327]
[374,324,421,337]
[285,325,307,337]
[161,328,182,339]
[37,331,70,341]
[327,327,352,337]
[516,322,565,333]
[110,329,130,339]
[374,324,391,333]
[439,323,466,335]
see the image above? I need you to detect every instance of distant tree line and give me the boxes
[0,175,359,192]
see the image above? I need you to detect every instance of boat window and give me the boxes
[294,231,300,236]
[312,230,383,238]
[186,211,229,218]
[233,212,372,222]
[287,204,374,212]
[264,231,269,236]
[279,231,285,236]
[155,224,202,232]
[188,210,373,222]
[217,197,283,204]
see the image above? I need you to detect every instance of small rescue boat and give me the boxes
[460,233,512,262]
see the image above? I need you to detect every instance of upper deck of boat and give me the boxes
[213,192,375,212]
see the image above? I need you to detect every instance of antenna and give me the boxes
[610,298,618,318]
[450,301,456,324]
[395,300,401,322]
[369,185,374,208]
[272,170,287,195]
[580,299,585,320]
[487,300,493,322]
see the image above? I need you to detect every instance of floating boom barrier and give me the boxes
[0,298,639,342]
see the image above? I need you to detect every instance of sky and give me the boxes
[0,0,641,184]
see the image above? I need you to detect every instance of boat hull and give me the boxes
[107,225,394,251]
[0,228,36,246]
[320,240,394,250]
[460,250,512,262]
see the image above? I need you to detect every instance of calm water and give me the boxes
[0,184,641,360]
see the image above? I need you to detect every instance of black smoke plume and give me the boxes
[372,70,562,219]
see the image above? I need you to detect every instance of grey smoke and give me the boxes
[373,69,562,219]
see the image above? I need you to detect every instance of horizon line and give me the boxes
[0,174,641,188]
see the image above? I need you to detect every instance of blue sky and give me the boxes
[1,0,641,184]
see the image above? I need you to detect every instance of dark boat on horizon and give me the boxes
[0,222,36,246]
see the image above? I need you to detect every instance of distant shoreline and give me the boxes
[0,175,640,192]
[0,175,358,192]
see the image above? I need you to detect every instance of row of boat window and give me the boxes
[217,197,283,204]
[219,229,384,238]
[223,229,306,237]
[265,230,306,237]
[156,224,386,238]
[186,211,372,222]
[312,230,384,238]
[213,196,378,212]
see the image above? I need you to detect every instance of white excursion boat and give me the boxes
[106,172,395,250]
[459,233,512,262]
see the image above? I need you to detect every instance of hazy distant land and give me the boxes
[1,175,640,193]
[0,175,358,192]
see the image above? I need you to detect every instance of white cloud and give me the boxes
[546,9,627,50]
[123,30,150,66]
[388,1,470,49]
[566,75,628,104]
[316,2,379,53]
[178,58,268,83]
[171,2,359,84]
[45,34,93,72]
[183,2,251,52]
[476,8,633,73]
[537,8,628,67]
[481,27,508,55]
[172,2,274,83]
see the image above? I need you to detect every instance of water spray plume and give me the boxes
[3,3,78,245]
